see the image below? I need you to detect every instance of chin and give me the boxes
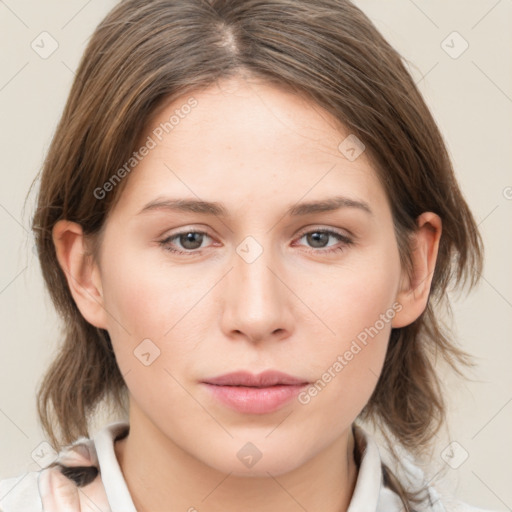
[197,439,309,478]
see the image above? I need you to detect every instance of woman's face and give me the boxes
[95,76,404,475]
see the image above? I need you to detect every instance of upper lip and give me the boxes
[202,370,309,387]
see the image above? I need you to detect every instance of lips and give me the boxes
[202,370,309,387]
[201,370,310,414]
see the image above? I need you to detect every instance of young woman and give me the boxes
[0,0,496,510]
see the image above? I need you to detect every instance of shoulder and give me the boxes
[353,425,500,512]
[435,493,500,512]
[0,471,42,511]
[0,464,104,512]
[377,472,500,512]
[390,452,500,512]
[0,424,124,512]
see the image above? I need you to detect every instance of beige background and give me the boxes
[0,1,511,510]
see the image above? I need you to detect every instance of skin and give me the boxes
[53,75,441,511]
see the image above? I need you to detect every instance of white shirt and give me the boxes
[0,421,495,511]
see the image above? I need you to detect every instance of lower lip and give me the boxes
[202,383,308,414]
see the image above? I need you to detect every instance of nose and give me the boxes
[219,238,295,344]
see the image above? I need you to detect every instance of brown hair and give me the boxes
[31,0,483,509]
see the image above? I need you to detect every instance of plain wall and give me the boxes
[0,1,511,510]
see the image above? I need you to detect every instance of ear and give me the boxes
[391,212,442,328]
[52,220,108,329]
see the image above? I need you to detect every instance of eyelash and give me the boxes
[159,228,353,256]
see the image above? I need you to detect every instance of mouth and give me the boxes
[202,369,309,387]
[201,370,310,414]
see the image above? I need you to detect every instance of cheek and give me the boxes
[98,247,208,417]
[309,241,401,343]
[101,241,202,336]
[97,240,203,377]
[297,242,401,409]
[297,297,394,433]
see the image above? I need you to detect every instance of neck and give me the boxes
[115,404,359,512]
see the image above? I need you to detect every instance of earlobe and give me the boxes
[52,220,108,329]
[391,212,442,328]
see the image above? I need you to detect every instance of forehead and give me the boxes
[113,76,387,217]
[166,76,350,156]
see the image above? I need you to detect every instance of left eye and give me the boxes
[295,229,353,254]
[159,229,353,255]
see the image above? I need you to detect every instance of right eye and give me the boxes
[159,230,214,255]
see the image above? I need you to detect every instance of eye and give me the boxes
[294,228,353,255]
[159,227,353,256]
[159,230,213,255]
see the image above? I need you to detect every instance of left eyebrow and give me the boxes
[137,195,373,217]
[287,196,372,216]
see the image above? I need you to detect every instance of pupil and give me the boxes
[181,232,202,249]
[308,232,327,248]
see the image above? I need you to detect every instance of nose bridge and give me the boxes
[235,234,282,307]
[222,234,289,340]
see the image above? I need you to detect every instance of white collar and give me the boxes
[93,421,137,511]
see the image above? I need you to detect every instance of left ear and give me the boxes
[392,212,442,328]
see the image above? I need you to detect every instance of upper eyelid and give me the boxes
[295,226,352,238]
[161,227,353,248]
[161,226,351,238]
[161,229,211,242]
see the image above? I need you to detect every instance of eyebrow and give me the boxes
[138,195,373,217]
